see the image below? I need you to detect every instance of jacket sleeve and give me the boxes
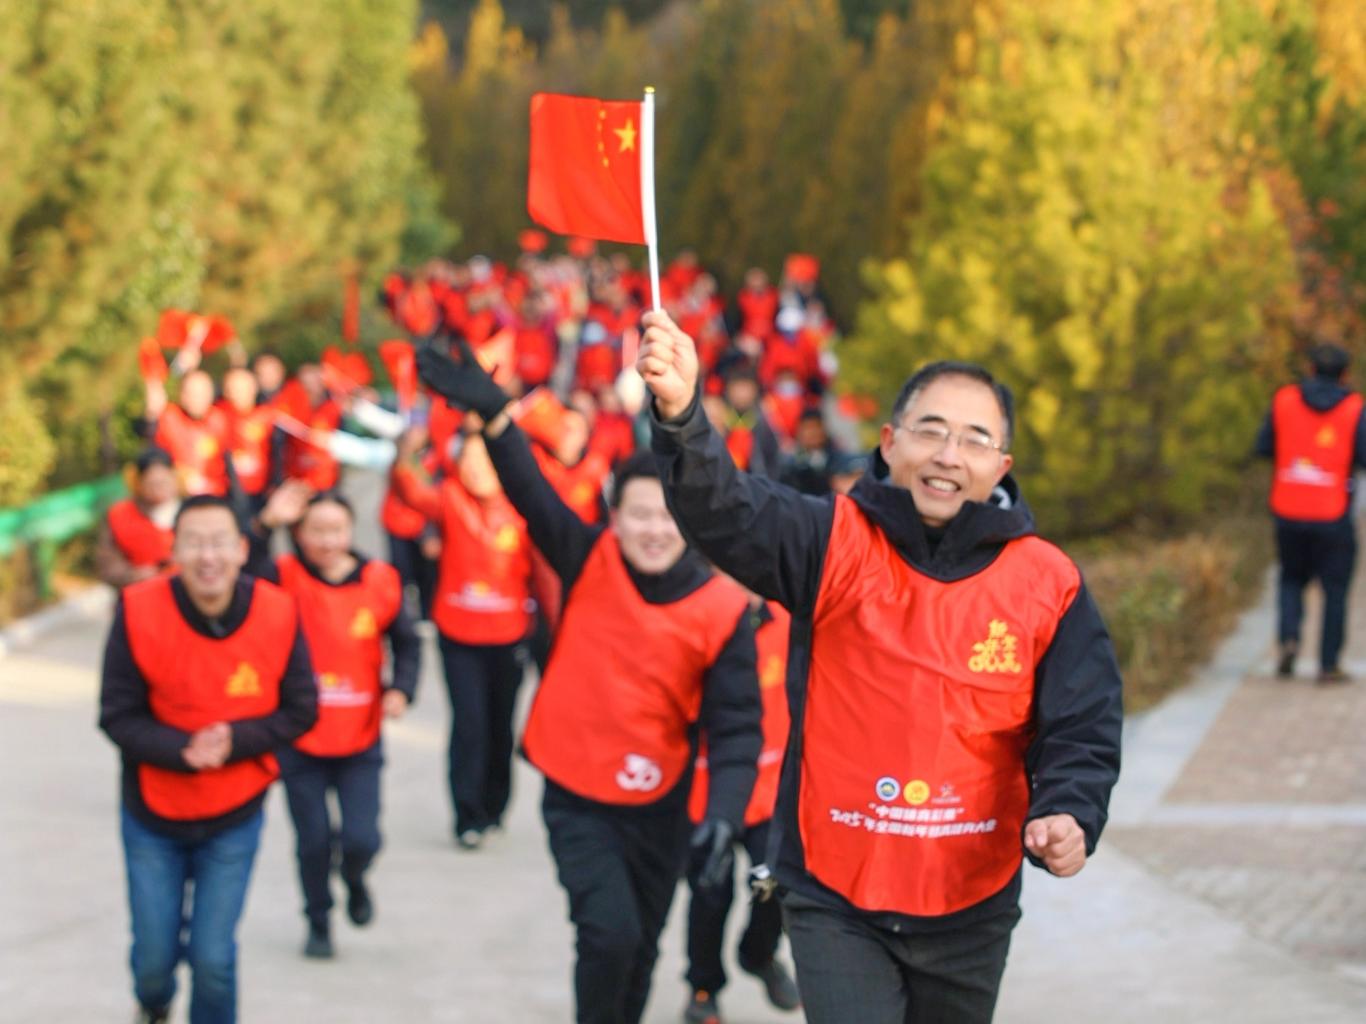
[484,422,600,586]
[698,606,763,830]
[385,601,422,703]
[98,601,193,770]
[1253,409,1274,459]
[1024,581,1124,865]
[391,461,443,523]
[1355,405,1366,471]
[649,393,834,614]
[227,624,318,759]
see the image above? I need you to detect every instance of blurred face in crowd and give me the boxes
[555,410,590,466]
[744,268,769,292]
[295,499,353,576]
[179,370,215,419]
[173,505,247,614]
[253,354,286,395]
[222,368,259,413]
[723,375,759,415]
[613,477,687,576]
[458,434,501,499]
[879,374,1013,528]
[137,463,179,509]
[795,414,828,452]
[297,364,326,406]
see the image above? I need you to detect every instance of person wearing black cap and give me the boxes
[415,339,763,1024]
[637,310,1123,1024]
[1255,342,1366,683]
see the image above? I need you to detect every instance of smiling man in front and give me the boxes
[638,312,1124,1024]
[100,494,317,1024]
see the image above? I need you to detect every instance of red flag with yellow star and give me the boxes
[527,93,646,245]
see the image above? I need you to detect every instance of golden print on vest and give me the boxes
[349,607,378,639]
[968,619,1023,674]
[1315,425,1337,448]
[225,661,262,697]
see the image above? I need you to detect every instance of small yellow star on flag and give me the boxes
[614,119,636,152]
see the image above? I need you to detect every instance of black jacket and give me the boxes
[483,422,763,830]
[650,392,1124,932]
[99,576,318,841]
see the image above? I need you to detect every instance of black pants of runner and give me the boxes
[438,636,524,835]
[1275,515,1357,671]
[542,781,691,1024]
[781,892,1020,1024]
[685,817,784,994]
[387,530,436,620]
[277,742,383,931]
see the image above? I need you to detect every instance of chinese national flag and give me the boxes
[527,93,646,245]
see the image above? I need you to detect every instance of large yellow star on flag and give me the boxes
[614,119,637,152]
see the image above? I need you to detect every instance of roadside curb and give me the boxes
[0,584,114,660]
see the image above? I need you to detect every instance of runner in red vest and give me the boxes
[148,369,231,497]
[682,594,800,1024]
[218,367,283,566]
[416,341,763,1024]
[97,448,179,589]
[639,312,1123,1024]
[382,426,441,621]
[392,425,533,849]
[1255,342,1366,683]
[99,495,317,1024]
[279,364,343,491]
[249,488,422,959]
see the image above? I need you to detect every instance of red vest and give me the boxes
[221,403,276,496]
[522,533,750,806]
[106,500,173,569]
[533,447,610,525]
[123,576,296,820]
[1270,385,1362,521]
[432,479,532,645]
[282,399,342,491]
[276,556,402,757]
[799,497,1078,916]
[154,405,229,496]
[690,601,791,826]
[381,480,431,539]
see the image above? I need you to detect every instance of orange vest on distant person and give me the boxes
[522,533,749,806]
[432,479,532,645]
[106,500,173,569]
[154,405,229,496]
[689,601,791,826]
[1270,385,1363,521]
[798,497,1078,917]
[123,576,295,820]
[276,555,402,758]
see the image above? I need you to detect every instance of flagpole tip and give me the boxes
[644,86,655,95]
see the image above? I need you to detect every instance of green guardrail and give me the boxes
[0,474,127,600]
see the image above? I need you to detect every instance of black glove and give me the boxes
[689,818,736,892]
[415,337,509,421]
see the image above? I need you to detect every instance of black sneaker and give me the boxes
[682,989,721,1024]
[304,923,334,959]
[1276,642,1297,678]
[1317,666,1353,685]
[741,956,801,1011]
[134,1007,170,1024]
[346,879,374,927]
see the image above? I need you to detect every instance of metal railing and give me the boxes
[0,475,126,600]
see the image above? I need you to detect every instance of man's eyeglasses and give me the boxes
[176,536,240,555]
[896,423,1004,457]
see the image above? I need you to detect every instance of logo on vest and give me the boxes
[760,654,784,689]
[904,779,930,805]
[875,776,900,802]
[968,619,1022,674]
[615,753,663,793]
[1315,425,1338,448]
[350,607,378,639]
[226,662,261,697]
[493,524,521,553]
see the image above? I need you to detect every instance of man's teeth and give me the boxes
[924,478,960,493]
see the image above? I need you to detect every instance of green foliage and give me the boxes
[843,0,1298,536]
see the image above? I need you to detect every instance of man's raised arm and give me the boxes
[638,311,833,615]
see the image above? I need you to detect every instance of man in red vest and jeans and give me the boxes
[100,495,318,1024]
[1256,342,1366,683]
[637,311,1123,1024]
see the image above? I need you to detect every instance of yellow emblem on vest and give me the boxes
[350,607,378,639]
[1315,425,1337,448]
[493,524,520,553]
[759,654,784,689]
[968,620,1022,674]
[226,661,262,697]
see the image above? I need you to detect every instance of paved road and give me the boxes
[2,474,1364,1021]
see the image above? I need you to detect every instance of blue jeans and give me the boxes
[120,806,264,1024]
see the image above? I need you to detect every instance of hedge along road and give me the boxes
[0,468,1363,1022]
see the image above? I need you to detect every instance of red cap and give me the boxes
[783,253,820,285]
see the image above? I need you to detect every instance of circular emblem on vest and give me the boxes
[875,776,901,802]
[903,779,930,806]
[615,753,662,792]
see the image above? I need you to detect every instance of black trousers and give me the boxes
[387,531,436,620]
[542,782,691,1024]
[685,817,784,994]
[438,636,524,834]
[277,742,383,930]
[781,892,1020,1024]
[1275,515,1357,671]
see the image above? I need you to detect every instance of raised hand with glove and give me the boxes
[415,337,511,423]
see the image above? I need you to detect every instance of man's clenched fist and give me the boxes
[1023,813,1087,877]
[637,310,699,420]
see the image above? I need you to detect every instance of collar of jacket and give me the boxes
[619,542,713,605]
[848,448,1037,582]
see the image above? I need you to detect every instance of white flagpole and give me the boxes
[640,86,662,313]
